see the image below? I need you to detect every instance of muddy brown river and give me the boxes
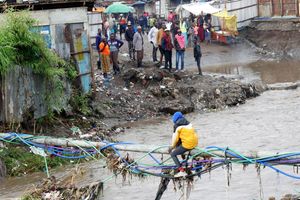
[1,51,300,199]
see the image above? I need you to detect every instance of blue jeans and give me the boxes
[170,145,189,168]
[176,51,185,70]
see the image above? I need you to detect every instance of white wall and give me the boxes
[216,0,258,28]
[30,7,88,25]
[156,0,168,18]
[88,12,102,39]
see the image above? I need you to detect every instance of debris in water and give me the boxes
[22,168,103,200]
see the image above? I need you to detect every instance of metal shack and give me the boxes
[0,0,96,123]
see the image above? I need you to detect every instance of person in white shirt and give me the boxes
[133,26,144,68]
[148,23,159,62]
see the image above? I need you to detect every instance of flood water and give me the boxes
[1,87,300,199]
[204,59,300,84]
[110,88,300,200]
[1,45,300,199]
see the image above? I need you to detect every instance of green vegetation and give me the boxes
[0,9,77,112]
[0,145,69,176]
[69,90,92,115]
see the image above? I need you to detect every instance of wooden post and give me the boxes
[296,0,299,16]
[88,35,96,99]
[270,0,273,16]
[280,0,283,16]
[183,180,188,200]
[257,0,260,17]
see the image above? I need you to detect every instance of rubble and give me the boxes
[22,171,103,200]
[91,63,266,123]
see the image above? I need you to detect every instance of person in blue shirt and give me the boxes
[127,12,135,27]
[95,28,102,69]
[108,33,124,75]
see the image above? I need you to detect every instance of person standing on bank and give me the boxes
[193,38,203,75]
[95,28,102,70]
[125,21,135,60]
[99,38,110,78]
[174,29,185,71]
[169,112,198,176]
[108,33,123,75]
[161,28,173,72]
[133,26,144,68]
[156,24,166,67]
[148,23,158,62]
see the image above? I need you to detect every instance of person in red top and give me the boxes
[119,16,127,40]
[99,38,110,78]
[161,29,173,72]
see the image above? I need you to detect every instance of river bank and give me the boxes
[1,87,300,199]
[241,18,300,59]
[1,24,296,180]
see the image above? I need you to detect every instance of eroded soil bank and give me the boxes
[241,18,300,59]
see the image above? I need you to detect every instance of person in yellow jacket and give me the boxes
[169,111,198,172]
[156,24,166,67]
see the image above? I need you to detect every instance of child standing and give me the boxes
[99,38,110,78]
[193,39,202,75]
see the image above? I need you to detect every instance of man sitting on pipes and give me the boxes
[169,111,199,177]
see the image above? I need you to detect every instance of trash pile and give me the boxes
[91,65,266,124]
[22,169,103,200]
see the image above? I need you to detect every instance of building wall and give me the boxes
[216,0,258,28]
[156,0,168,18]
[258,0,299,17]
[0,66,71,123]
[28,7,89,51]
[0,7,92,123]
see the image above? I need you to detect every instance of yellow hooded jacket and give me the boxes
[171,122,198,150]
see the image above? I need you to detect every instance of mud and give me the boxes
[241,19,300,59]
[205,59,300,84]
[92,64,265,123]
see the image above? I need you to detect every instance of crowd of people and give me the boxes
[96,12,205,175]
[95,11,213,79]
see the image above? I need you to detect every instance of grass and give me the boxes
[0,144,69,177]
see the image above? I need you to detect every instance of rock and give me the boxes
[281,194,300,200]
[268,82,300,90]
[215,88,221,95]
[173,72,183,80]
[178,86,196,96]
[159,100,194,114]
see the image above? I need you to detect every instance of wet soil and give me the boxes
[205,59,300,84]
[241,19,300,59]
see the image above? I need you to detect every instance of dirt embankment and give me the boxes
[241,19,300,59]
[91,61,266,125]
[15,61,265,139]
